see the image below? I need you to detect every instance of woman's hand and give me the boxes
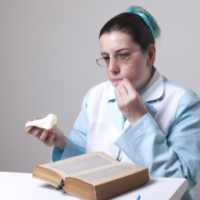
[25,118,66,149]
[114,78,147,126]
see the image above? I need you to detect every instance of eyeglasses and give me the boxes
[96,50,141,67]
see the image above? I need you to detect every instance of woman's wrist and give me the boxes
[127,110,147,126]
[54,129,67,150]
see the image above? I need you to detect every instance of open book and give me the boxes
[33,152,149,200]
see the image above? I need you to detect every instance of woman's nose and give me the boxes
[108,58,120,74]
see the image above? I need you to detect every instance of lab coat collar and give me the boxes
[139,69,164,102]
[107,69,164,102]
[107,82,116,101]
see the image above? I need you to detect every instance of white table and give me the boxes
[0,172,188,200]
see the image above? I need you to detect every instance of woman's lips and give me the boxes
[113,78,123,83]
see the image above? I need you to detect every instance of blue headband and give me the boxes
[127,8,155,37]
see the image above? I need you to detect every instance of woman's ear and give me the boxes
[146,44,156,67]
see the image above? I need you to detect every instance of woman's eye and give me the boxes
[103,57,110,62]
[119,53,130,58]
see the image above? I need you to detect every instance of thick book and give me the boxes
[32,152,149,200]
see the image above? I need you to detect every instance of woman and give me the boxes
[25,6,200,200]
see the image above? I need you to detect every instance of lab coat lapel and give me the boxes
[107,100,126,133]
[139,69,164,102]
[106,84,126,132]
[141,70,164,118]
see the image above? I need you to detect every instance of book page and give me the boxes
[49,155,111,175]
[75,164,134,184]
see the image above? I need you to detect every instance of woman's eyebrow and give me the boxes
[101,52,109,56]
[101,48,132,55]
[115,48,132,53]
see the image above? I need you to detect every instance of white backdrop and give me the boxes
[0,0,200,198]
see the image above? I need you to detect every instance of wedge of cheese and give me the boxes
[25,114,57,130]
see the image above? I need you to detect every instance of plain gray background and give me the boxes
[1,0,200,198]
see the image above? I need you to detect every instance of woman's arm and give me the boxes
[52,91,90,162]
[115,89,200,189]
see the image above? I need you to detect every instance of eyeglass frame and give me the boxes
[96,49,142,67]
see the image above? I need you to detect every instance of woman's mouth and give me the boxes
[113,78,123,83]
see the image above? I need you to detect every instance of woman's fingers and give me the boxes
[114,81,129,101]
[25,126,33,133]
[25,118,43,133]
[117,84,128,96]
[50,131,55,142]
[115,79,136,99]
[121,78,137,95]
[39,129,49,142]
[114,78,147,126]
[114,86,122,100]
[31,127,43,139]
[25,117,59,147]
[26,126,44,139]
[27,126,55,146]
[44,130,55,146]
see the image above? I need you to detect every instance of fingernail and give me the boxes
[27,126,33,131]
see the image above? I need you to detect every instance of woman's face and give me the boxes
[99,31,155,91]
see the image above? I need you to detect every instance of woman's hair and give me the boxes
[99,6,161,52]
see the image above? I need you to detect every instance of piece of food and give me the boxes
[25,114,57,130]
